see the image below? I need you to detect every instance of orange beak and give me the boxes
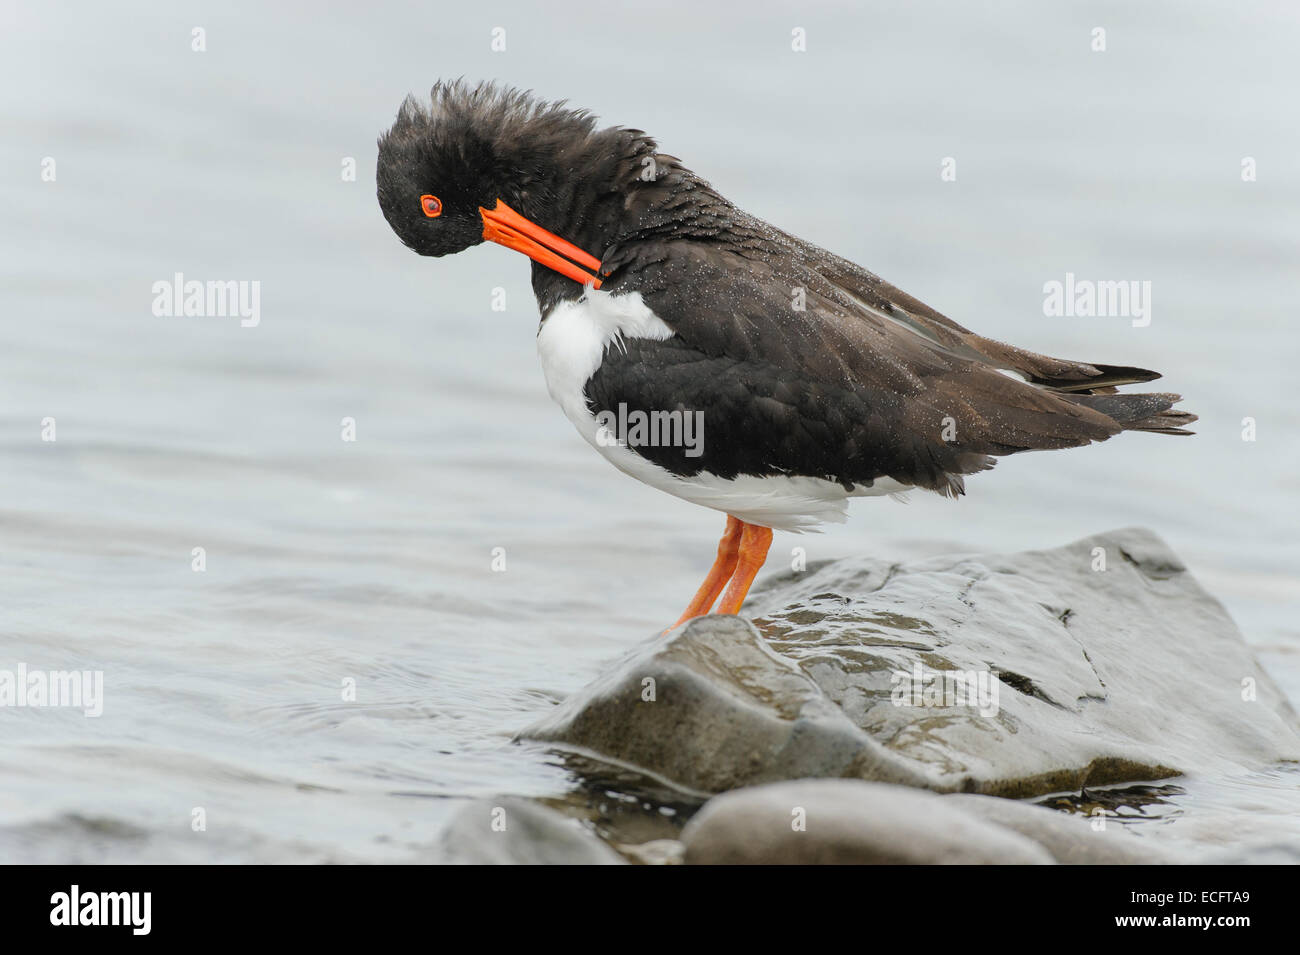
[479,199,603,289]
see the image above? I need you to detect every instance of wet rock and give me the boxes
[681,780,1190,865]
[524,528,1300,799]
[617,838,685,865]
[434,796,625,864]
[1128,779,1300,863]
[1207,843,1300,864]
[941,792,1186,864]
[681,780,1056,864]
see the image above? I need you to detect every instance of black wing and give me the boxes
[587,238,1192,493]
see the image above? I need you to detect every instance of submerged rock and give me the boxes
[435,796,625,864]
[679,779,1190,864]
[524,528,1299,800]
[941,791,1185,864]
[681,780,1057,864]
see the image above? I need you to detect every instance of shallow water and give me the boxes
[1,1,1297,861]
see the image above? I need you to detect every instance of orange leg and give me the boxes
[715,522,773,616]
[669,515,743,630]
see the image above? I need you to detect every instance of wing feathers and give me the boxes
[611,234,1195,494]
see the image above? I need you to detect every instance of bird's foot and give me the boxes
[663,516,772,635]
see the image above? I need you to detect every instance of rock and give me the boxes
[681,779,1192,865]
[681,780,1056,864]
[617,838,685,865]
[1206,843,1300,864]
[1127,781,1300,863]
[941,792,1187,864]
[527,613,933,795]
[434,796,625,864]
[524,528,1299,799]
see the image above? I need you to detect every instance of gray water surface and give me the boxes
[2,1,1297,861]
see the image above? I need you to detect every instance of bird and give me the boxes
[376,80,1195,630]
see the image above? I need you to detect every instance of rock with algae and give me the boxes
[523,528,1299,799]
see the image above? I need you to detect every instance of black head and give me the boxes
[376,80,705,298]
[378,81,619,250]
[378,81,550,257]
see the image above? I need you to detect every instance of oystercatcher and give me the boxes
[376,81,1195,628]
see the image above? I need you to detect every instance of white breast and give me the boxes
[536,288,909,532]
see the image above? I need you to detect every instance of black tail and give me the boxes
[1064,391,1197,435]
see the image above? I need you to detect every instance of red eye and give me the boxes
[420,194,442,218]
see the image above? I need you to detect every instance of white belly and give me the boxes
[535,288,910,532]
